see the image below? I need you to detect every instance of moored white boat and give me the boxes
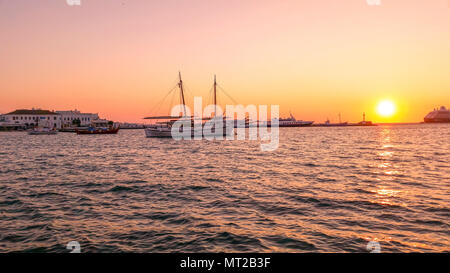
[145,122,175,138]
[28,127,58,135]
[144,73,234,138]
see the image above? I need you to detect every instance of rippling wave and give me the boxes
[0,124,449,252]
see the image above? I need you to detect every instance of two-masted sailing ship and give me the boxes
[144,73,233,138]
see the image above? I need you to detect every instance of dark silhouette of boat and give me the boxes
[315,113,348,127]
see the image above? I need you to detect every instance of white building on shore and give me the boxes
[56,110,99,127]
[1,109,102,130]
[2,109,62,129]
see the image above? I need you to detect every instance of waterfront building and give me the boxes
[56,110,99,127]
[2,109,62,129]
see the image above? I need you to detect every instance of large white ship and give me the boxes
[271,112,313,127]
[424,106,450,123]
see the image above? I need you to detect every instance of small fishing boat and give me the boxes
[76,119,119,135]
[28,119,58,135]
[316,120,349,127]
[59,127,88,133]
[76,126,119,135]
[316,114,349,127]
[28,127,58,135]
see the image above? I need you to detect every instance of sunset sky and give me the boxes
[1,0,449,123]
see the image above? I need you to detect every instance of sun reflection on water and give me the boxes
[371,127,406,207]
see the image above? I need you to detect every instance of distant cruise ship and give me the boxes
[424,106,450,123]
[271,112,314,127]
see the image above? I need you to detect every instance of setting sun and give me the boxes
[377,100,396,117]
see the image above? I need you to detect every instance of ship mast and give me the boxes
[178,72,187,117]
[213,74,217,117]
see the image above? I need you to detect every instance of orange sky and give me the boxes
[1,0,449,123]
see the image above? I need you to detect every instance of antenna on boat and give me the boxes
[178,71,187,117]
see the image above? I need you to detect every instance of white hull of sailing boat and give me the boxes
[145,127,172,138]
[145,126,234,138]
